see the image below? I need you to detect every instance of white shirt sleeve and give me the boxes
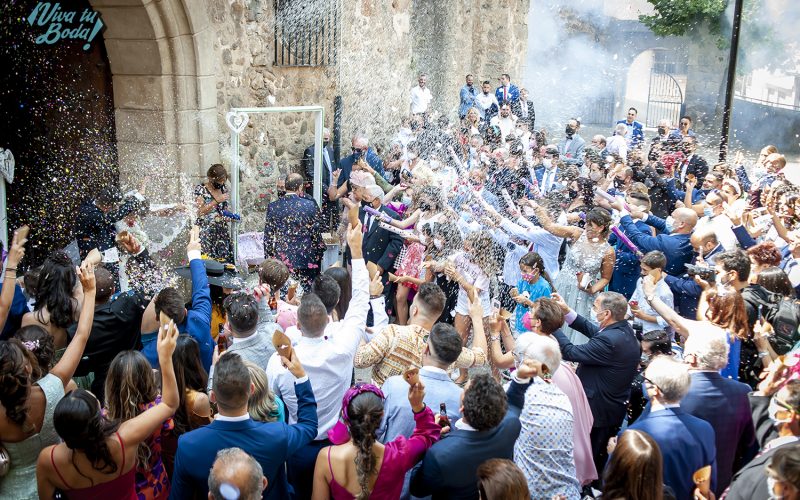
[335,258,370,353]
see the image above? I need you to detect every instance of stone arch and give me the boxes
[89,0,219,195]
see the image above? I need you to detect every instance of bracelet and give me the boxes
[5,267,16,272]
[758,351,770,358]
[412,403,427,415]
[369,295,382,300]
[489,335,501,342]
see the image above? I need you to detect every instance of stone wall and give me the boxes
[202,0,528,231]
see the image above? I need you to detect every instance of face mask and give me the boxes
[613,178,625,190]
[469,147,477,156]
[542,158,553,169]
[767,477,783,500]
[213,182,225,190]
[769,397,794,425]
[657,126,667,135]
[419,201,433,211]
[703,206,714,218]
[521,272,537,282]
[665,216,675,233]
[715,272,729,287]
[471,182,483,191]
[433,238,443,250]
[565,126,574,137]
[590,308,599,323]
[360,200,371,208]
[401,195,412,205]
[323,139,330,146]
[277,190,286,197]
[754,165,768,180]
[640,353,651,365]
[568,189,579,199]
[589,171,603,182]
[409,153,418,160]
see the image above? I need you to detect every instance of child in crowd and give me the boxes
[629,250,674,334]
[510,252,553,334]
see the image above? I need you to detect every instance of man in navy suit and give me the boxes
[725,380,800,500]
[170,351,318,499]
[301,128,338,231]
[674,136,709,185]
[613,202,698,277]
[343,183,403,277]
[534,146,562,195]
[663,228,722,319]
[615,107,644,147]
[624,355,717,500]
[609,192,652,298]
[264,173,325,290]
[494,73,520,108]
[410,371,526,499]
[551,292,641,485]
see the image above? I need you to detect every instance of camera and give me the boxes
[685,263,716,280]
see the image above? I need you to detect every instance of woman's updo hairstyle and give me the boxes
[0,339,37,431]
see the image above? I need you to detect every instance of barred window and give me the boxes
[274,0,338,67]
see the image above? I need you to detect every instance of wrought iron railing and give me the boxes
[273,0,338,67]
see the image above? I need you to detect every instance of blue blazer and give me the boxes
[663,244,724,319]
[608,219,651,299]
[615,119,644,146]
[264,194,324,271]
[337,148,386,188]
[494,84,520,104]
[626,407,717,500]
[552,318,641,427]
[459,84,478,117]
[638,372,757,495]
[409,379,526,500]
[141,258,213,372]
[169,379,318,500]
[344,204,404,273]
[618,214,694,277]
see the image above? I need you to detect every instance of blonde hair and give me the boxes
[245,361,279,423]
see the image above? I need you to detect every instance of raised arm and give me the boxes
[119,320,180,448]
[50,261,96,389]
[0,226,28,332]
[642,275,692,337]
[530,202,582,241]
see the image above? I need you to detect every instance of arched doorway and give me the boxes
[0,0,218,264]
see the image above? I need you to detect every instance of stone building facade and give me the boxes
[89,0,529,225]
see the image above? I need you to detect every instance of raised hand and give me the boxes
[369,272,384,296]
[187,225,202,253]
[7,225,29,268]
[407,379,426,414]
[516,359,543,379]
[157,320,179,363]
[77,260,96,293]
[550,293,570,315]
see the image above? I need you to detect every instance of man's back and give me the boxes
[409,410,521,500]
[170,380,318,500]
[264,195,322,268]
[628,408,716,500]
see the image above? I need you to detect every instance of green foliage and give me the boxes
[639,0,727,38]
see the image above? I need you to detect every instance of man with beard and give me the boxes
[558,118,585,169]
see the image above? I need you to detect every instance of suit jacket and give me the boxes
[409,379,526,500]
[664,243,725,319]
[534,166,564,195]
[675,154,710,184]
[608,219,651,299]
[337,148,386,188]
[626,407,717,500]
[345,204,403,273]
[724,440,799,500]
[494,84,520,105]
[516,99,535,129]
[615,119,644,146]
[618,214,694,277]
[264,194,324,271]
[459,84,478,117]
[638,372,757,495]
[552,318,641,427]
[558,134,586,167]
[302,143,335,191]
[73,197,138,257]
[169,379,318,500]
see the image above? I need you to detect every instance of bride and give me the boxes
[530,203,616,344]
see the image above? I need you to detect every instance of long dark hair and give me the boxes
[104,351,158,469]
[0,339,36,432]
[347,392,384,500]
[172,335,209,435]
[324,267,352,321]
[54,389,121,477]
[603,429,664,500]
[34,251,78,328]
[519,251,554,291]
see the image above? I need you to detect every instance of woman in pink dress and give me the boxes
[311,382,441,499]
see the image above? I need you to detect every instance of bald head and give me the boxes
[285,173,305,193]
[208,448,267,500]
[690,227,718,254]
[671,208,698,234]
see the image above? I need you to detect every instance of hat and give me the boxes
[174,259,245,289]
[349,170,376,188]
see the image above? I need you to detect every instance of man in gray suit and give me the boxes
[208,291,275,390]
[558,117,585,169]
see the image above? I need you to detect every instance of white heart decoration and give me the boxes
[0,148,15,184]
[226,111,249,134]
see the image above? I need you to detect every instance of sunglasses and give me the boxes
[643,376,662,392]
[775,397,799,413]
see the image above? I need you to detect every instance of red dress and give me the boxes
[51,432,137,500]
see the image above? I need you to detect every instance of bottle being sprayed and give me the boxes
[438,403,451,428]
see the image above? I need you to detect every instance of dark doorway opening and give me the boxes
[0,0,117,267]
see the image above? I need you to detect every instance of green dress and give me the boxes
[0,373,64,500]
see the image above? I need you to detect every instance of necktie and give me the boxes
[503,86,507,101]
[323,148,331,176]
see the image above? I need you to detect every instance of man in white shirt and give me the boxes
[475,80,499,120]
[266,221,368,499]
[629,251,674,333]
[490,102,517,141]
[410,73,432,115]
[696,190,738,251]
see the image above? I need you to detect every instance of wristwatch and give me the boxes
[645,294,655,302]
